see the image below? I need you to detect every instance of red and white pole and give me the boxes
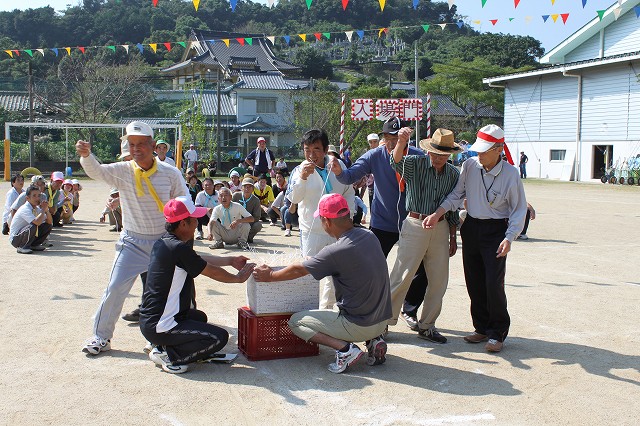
[426,93,431,138]
[339,93,346,154]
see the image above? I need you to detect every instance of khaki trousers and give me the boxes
[289,309,387,343]
[388,217,450,330]
[209,221,250,244]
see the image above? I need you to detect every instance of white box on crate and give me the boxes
[246,268,319,315]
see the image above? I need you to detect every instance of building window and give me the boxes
[550,150,566,162]
[256,99,276,114]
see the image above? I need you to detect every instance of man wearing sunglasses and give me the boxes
[422,125,527,353]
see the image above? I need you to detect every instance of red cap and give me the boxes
[164,196,208,223]
[313,193,350,219]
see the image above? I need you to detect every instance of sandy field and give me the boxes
[0,177,638,425]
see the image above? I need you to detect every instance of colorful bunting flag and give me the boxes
[163,42,171,51]
[551,14,559,23]
[64,47,71,55]
[412,0,419,10]
[514,0,520,8]
[136,43,144,53]
[283,35,290,45]
[525,16,533,23]
[596,10,605,21]
[152,0,158,6]
[456,21,463,28]
[379,0,385,11]
[266,36,275,45]
[582,0,587,8]
[356,30,364,39]
[78,47,86,54]
[438,23,446,30]
[472,20,481,25]
[122,45,129,53]
[561,13,569,24]
[192,0,199,11]
[448,0,455,9]
[613,7,622,20]
[36,49,44,56]
[345,31,353,42]
[230,0,237,11]
[305,0,312,10]
[299,34,307,42]
[236,38,245,46]
[245,38,253,45]
[314,33,322,41]
[542,15,550,22]
[421,24,430,32]
[635,6,640,18]
[177,41,186,48]
[149,43,157,53]
[489,19,498,26]
[12,50,19,56]
[222,39,230,47]
[551,0,556,5]
[52,48,59,56]
[25,49,33,57]
[107,45,116,52]
[323,32,331,40]
[378,28,388,38]
[4,50,12,58]
[342,0,349,10]
[481,0,488,8]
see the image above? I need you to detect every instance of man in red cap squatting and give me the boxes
[76,121,188,355]
[140,196,254,374]
[422,124,527,353]
[253,193,391,374]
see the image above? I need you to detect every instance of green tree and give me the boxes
[292,47,333,79]
[420,58,513,131]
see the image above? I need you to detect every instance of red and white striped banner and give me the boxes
[339,93,346,154]
[425,94,431,137]
[351,98,374,121]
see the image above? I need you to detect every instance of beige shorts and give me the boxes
[288,309,387,343]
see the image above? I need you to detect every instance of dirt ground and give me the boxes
[0,178,638,425]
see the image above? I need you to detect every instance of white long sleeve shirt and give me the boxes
[440,157,527,242]
[3,187,23,225]
[288,156,355,235]
[80,154,188,235]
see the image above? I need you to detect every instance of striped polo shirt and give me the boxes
[391,154,460,227]
[81,154,188,235]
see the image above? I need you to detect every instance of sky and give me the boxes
[0,0,628,52]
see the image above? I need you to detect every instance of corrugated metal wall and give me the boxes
[603,10,640,56]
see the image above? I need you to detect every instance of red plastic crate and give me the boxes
[237,307,319,361]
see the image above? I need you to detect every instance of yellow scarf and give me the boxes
[131,159,164,213]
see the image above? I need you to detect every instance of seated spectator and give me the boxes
[272,170,288,199]
[187,175,200,202]
[275,157,288,174]
[268,190,285,226]
[213,180,224,192]
[9,184,53,254]
[228,170,242,193]
[11,175,46,218]
[253,174,274,223]
[208,188,254,250]
[99,188,122,232]
[232,178,263,243]
[141,196,255,374]
[253,194,390,374]
[61,179,75,224]
[194,177,219,240]
[228,164,248,180]
[71,179,82,213]
[46,172,66,227]
[3,174,25,235]
[352,195,368,227]
[185,168,202,191]
[281,200,298,237]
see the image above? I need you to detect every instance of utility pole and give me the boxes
[28,61,34,167]
[216,67,222,174]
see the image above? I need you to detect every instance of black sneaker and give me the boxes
[401,312,419,331]
[122,307,140,322]
[418,328,447,344]
[2,222,9,235]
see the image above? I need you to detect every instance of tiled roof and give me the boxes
[232,116,292,132]
[194,30,300,75]
[237,72,302,90]
[0,91,44,112]
[199,91,235,116]
[160,52,220,73]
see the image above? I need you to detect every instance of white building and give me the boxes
[484,0,640,182]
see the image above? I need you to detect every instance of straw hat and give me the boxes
[419,128,461,155]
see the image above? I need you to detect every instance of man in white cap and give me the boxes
[245,137,275,183]
[76,120,188,355]
[386,128,460,344]
[184,144,198,172]
[46,171,66,227]
[422,124,527,353]
[155,140,176,167]
[228,170,242,193]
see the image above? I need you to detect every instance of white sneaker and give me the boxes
[16,247,33,254]
[143,342,155,354]
[82,336,111,355]
[237,240,250,250]
[195,230,203,240]
[328,343,363,374]
[284,229,292,237]
[365,336,387,366]
[149,347,189,374]
[518,233,528,240]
